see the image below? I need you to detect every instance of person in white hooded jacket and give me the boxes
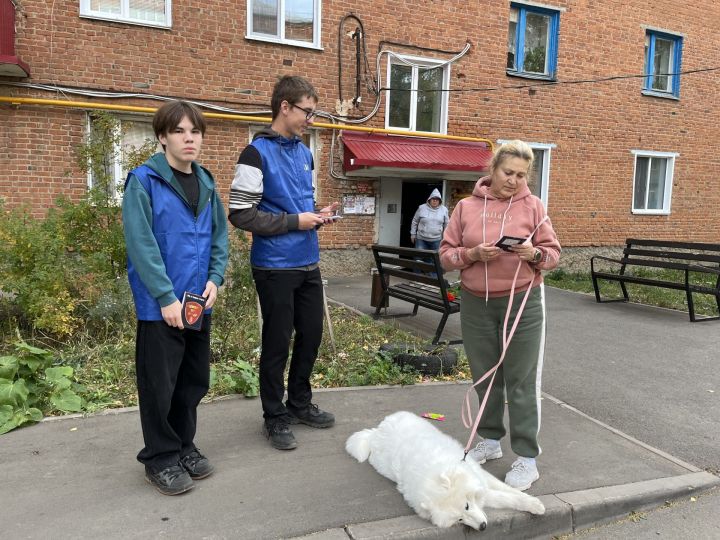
[410,188,449,251]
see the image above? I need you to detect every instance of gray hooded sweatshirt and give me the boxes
[410,188,449,241]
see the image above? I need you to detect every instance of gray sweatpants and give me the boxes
[461,285,546,457]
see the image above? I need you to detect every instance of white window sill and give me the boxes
[631,209,671,215]
[80,14,171,29]
[641,89,679,101]
[245,35,323,51]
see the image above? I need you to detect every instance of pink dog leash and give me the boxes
[460,216,549,459]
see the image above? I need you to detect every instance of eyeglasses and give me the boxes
[290,103,317,121]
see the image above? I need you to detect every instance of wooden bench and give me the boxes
[590,238,720,322]
[371,244,461,344]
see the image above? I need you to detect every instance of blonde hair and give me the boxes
[490,140,534,172]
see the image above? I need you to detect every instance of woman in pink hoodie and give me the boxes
[440,140,560,491]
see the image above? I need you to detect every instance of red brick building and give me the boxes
[2,0,719,271]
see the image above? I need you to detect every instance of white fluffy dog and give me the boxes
[345,411,545,530]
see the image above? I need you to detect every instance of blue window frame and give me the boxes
[507,3,560,79]
[643,31,683,98]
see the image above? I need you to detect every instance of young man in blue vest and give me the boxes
[228,76,338,450]
[123,100,228,494]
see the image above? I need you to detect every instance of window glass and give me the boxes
[90,0,120,13]
[129,0,166,23]
[633,156,649,209]
[523,12,549,74]
[253,0,278,35]
[507,8,518,69]
[652,38,673,92]
[529,148,544,198]
[285,0,313,43]
[389,64,412,129]
[647,158,667,209]
[416,66,443,133]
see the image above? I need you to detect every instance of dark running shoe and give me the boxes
[287,403,335,428]
[145,463,194,496]
[263,419,298,450]
[180,449,214,479]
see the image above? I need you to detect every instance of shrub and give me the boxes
[0,339,84,434]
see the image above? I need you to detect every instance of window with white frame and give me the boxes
[247,0,321,49]
[498,140,553,207]
[507,3,560,79]
[249,126,318,190]
[643,30,683,98]
[80,0,172,28]
[386,55,449,134]
[631,151,677,214]
[87,115,157,202]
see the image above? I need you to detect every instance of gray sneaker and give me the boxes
[505,457,539,491]
[468,439,502,464]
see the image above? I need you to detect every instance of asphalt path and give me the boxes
[542,288,720,474]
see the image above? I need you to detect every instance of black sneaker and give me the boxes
[145,463,194,496]
[263,419,298,450]
[287,403,335,428]
[180,449,214,480]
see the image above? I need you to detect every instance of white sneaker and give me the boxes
[468,439,502,464]
[505,457,539,491]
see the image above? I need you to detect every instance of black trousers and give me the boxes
[135,316,211,470]
[253,268,324,420]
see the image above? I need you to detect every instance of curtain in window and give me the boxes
[652,38,673,92]
[647,158,667,209]
[529,149,544,198]
[90,0,121,14]
[507,8,518,69]
[120,122,157,179]
[285,0,313,43]
[128,0,165,23]
[253,0,278,35]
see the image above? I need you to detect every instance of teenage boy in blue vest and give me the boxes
[228,76,338,450]
[123,100,228,494]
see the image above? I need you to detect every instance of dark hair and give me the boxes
[152,100,207,140]
[270,75,318,119]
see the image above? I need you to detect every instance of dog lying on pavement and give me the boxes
[345,411,545,530]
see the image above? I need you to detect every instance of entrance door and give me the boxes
[400,181,443,247]
[378,178,402,245]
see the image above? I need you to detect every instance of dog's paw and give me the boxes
[526,497,545,515]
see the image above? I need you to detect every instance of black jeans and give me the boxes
[253,268,324,420]
[135,316,211,470]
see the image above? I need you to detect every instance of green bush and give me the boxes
[0,112,154,337]
[0,339,84,434]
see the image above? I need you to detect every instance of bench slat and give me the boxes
[626,238,720,253]
[592,238,720,322]
[624,248,720,264]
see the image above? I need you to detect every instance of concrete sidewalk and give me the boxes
[2,278,718,540]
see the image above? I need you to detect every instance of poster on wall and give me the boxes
[342,195,375,215]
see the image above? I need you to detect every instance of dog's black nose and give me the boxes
[480,522,487,531]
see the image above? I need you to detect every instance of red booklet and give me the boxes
[181,291,207,330]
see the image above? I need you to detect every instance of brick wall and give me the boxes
[2,0,719,247]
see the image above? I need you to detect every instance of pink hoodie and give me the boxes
[440,177,561,298]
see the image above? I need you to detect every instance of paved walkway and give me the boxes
[2,277,718,539]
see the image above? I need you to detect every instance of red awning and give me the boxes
[342,131,492,180]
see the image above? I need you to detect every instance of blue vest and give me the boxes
[251,136,319,268]
[126,164,214,320]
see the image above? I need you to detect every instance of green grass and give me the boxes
[545,268,720,317]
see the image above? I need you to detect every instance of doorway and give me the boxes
[399,181,444,247]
